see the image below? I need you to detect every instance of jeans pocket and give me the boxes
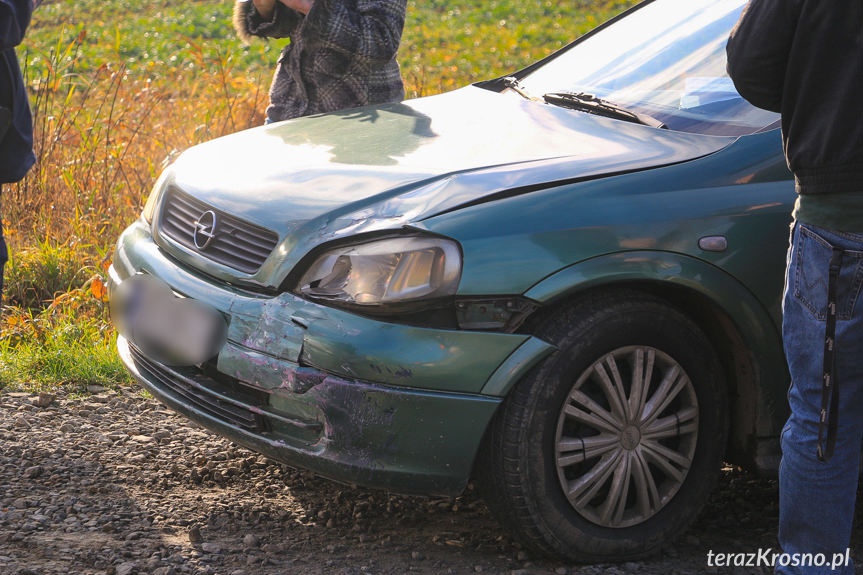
[793,225,863,321]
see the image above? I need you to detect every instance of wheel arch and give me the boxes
[519,251,788,475]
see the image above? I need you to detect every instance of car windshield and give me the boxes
[518,0,779,136]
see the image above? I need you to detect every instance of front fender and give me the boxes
[523,251,788,470]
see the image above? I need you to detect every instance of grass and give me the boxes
[0,279,127,391]
[0,0,636,391]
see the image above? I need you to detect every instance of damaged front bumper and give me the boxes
[117,335,500,494]
[110,220,554,495]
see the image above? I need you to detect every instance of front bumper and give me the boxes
[110,220,554,495]
[118,335,500,495]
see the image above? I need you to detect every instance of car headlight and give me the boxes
[295,236,462,308]
[141,168,172,224]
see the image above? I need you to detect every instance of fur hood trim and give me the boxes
[233,1,255,45]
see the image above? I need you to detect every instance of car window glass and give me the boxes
[519,0,780,136]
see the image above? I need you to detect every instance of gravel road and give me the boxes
[1,387,859,575]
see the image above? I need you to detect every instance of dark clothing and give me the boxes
[1,0,36,288]
[234,0,406,122]
[727,2,863,572]
[726,0,863,232]
[1,0,36,184]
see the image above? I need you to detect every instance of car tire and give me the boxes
[477,290,728,562]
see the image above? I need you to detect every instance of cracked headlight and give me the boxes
[295,236,462,307]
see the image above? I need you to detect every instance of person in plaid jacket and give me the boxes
[233,0,407,123]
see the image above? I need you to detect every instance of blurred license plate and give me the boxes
[111,275,226,366]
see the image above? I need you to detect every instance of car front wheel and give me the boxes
[478,290,728,562]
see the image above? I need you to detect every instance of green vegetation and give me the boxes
[1,0,637,391]
[0,279,126,391]
[400,0,636,95]
[0,314,128,392]
[4,241,94,309]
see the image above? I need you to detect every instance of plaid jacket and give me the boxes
[234,0,407,122]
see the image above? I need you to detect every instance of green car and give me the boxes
[110,0,791,562]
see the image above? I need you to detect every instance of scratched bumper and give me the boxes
[118,335,500,495]
[108,220,553,494]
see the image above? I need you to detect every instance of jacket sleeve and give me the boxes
[233,0,302,43]
[725,0,802,113]
[302,0,407,64]
[0,0,33,52]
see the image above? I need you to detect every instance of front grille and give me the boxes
[129,344,267,432]
[159,187,279,274]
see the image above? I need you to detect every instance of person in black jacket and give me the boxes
[727,1,863,573]
[0,0,36,300]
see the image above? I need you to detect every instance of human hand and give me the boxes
[252,0,277,20]
[278,0,314,15]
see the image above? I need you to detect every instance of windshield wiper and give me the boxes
[543,91,667,129]
[503,77,541,101]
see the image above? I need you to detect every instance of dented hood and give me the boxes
[156,86,734,286]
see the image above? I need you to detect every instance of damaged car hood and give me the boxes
[155,86,735,286]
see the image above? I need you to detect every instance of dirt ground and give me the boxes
[1,387,860,575]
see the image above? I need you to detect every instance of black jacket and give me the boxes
[0,0,35,184]
[726,0,863,196]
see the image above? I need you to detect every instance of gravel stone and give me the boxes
[32,393,56,408]
[23,465,42,479]
[131,435,155,444]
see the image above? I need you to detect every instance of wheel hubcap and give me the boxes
[554,346,699,528]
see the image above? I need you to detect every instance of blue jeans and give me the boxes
[779,222,863,574]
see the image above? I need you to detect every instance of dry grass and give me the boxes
[5,33,267,267]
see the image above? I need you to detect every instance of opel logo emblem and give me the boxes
[193,210,218,250]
